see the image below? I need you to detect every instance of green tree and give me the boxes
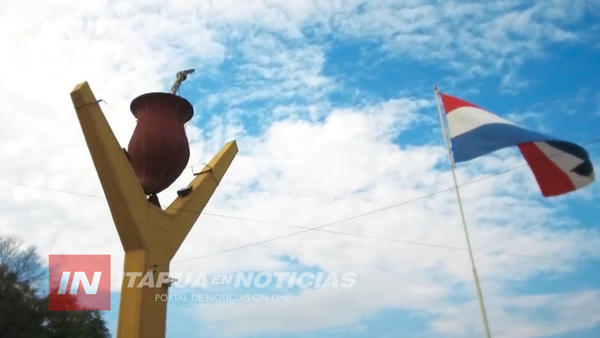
[40,297,111,338]
[0,234,46,286]
[0,264,47,337]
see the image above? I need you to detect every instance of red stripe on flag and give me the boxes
[440,93,482,114]
[518,142,575,197]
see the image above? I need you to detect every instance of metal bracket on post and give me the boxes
[164,277,178,288]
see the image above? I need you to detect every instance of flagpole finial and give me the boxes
[434,83,438,92]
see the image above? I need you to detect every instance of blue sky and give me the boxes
[1,1,600,337]
[105,5,600,336]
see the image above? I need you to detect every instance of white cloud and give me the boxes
[178,106,599,337]
[500,71,530,94]
[0,0,599,337]
[431,290,600,338]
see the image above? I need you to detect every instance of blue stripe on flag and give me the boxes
[451,123,558,162]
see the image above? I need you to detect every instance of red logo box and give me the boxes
[48,254,111,311]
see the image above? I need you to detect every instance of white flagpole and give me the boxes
[434,84,492,338]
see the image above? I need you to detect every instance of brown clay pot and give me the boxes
[126,92,194,195]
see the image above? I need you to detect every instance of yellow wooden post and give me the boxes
[70,82,238,338]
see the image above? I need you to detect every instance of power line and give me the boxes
[172,214,600,266]
[7,136,599,222]
[168,136,600,265]
[2,137,599,266]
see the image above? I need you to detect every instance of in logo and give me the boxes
[48,254,111,311]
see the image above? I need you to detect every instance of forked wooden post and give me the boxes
[70,82,237,338]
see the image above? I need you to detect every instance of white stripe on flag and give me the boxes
[447,106,515,138]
